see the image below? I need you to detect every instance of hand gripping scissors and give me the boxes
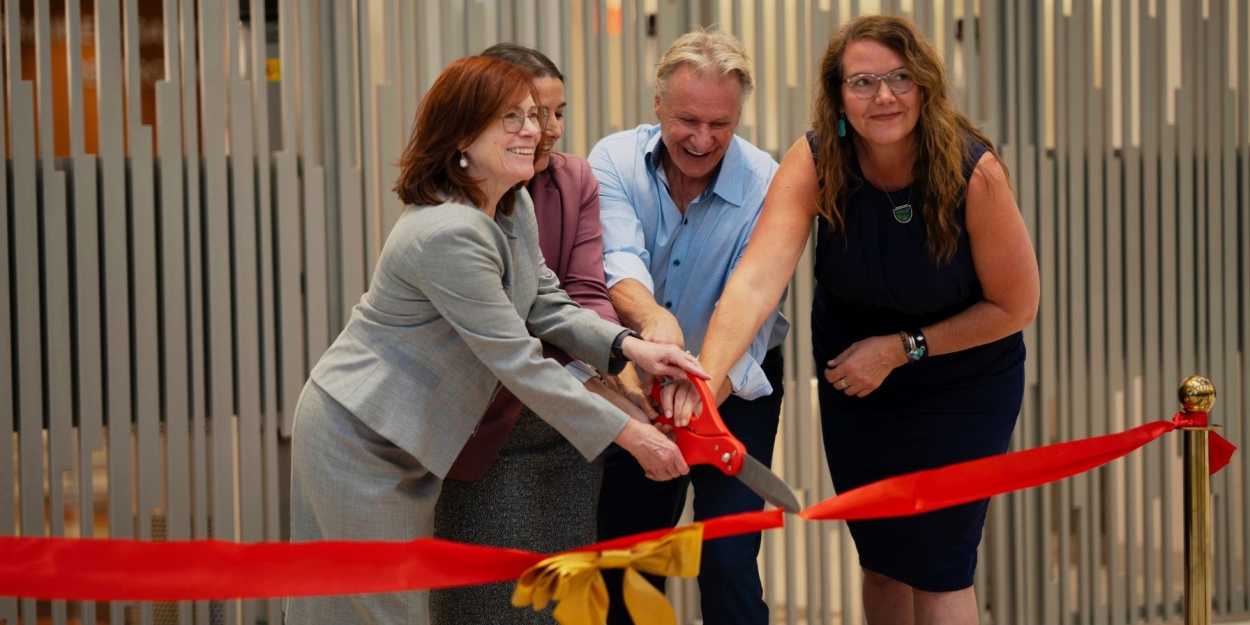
[652,378,802,513]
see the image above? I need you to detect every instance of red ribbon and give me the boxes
[0,418,1234,601]
[801,413,1234,521]
[577,509,786,553]
[0,537,543,601]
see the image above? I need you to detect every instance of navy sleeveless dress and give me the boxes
[808,131,1025,592]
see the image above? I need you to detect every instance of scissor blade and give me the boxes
[736,454,802,513]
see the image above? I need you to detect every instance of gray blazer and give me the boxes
[308,190,629,478]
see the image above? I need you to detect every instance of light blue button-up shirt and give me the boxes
[590,124,789,400]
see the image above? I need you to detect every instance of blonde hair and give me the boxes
[812,14,1009,263]
[655,28,754,106]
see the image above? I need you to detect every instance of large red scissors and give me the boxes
[652,378,801,513]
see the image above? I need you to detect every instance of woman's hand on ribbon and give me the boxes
[824,335,909,397]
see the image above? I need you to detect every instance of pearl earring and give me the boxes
[459,153,468,168]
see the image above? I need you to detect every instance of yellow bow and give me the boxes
[511,523,704,625]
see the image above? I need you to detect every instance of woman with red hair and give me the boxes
[285,56,704,624]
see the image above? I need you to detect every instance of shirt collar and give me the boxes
[643,126,747,208]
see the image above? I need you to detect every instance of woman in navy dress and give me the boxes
[681,14,1040,625]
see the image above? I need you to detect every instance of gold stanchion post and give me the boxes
[1178,375,1218,625]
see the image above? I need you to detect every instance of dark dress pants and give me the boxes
[598,347,783,625]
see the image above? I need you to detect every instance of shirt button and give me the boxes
[682,218,689,225]
[673,259,680,266]
[665,301,673,309]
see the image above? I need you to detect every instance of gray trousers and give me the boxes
[286,381,443,625]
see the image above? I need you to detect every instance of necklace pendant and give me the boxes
[892,204,914,224]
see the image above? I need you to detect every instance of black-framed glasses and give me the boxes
[501,106,547,133]
[842,68,916,99]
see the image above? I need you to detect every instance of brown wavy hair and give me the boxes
[812,14,1009,263]
[393,56,536,215]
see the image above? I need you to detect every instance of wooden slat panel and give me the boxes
[176,2,210,623]
[399,0,418,144]
[634,0,648,131]
[60,2,103,623]
[0,2,12,613]
[597,0,611,137]
[1110,2,1134,624]
[303,0,332,372]
[247,5,283,620]
[9,9,44,611]
[1120,0,1143,617]
[157,0,190,541]
[32,0,74,620]
[336,1,366,324]
[1055,4,1076,623]
[1086,2,1109,622]
[380,0,405,245]
[987,0,1014,603]
[225,2,264,616]
[203,3,237,620]
[1039,10,1060,625]
[1163,2,1194,618]
[1205,1,1233,612]
[276,0,304,438]
[181,0,210,560]
[95,0,133,554]
[304,161,332,369]
[199,2,238,594]
[156,43,195,625]
[122,12,161,612]
[618,0,635,129]
[1242,0,1250,611]
[254,14,284,623]
[90,3,135,623]
[1014,5,1041,622]
[1139,3,1160,620]
[361,0,382,269]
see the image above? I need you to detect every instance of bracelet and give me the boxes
[898,329,928,363]
[912,329,929,358]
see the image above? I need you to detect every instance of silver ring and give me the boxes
[836,378,848,390]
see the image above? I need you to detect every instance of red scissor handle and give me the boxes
[651,377,746,476]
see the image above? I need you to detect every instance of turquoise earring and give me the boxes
[837,114,846,137]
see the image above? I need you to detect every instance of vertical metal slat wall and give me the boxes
[1,1,1247,624]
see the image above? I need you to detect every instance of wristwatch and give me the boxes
[610,329,641,363]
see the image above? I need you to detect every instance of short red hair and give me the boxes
[393,56,536,214]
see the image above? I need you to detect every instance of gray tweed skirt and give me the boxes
[430,408,604,625]
[286,380,442,625]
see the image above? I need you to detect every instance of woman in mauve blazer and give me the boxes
[286,56,701,625]
[432,45,653,625]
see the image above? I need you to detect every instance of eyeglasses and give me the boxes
[501,106,548,133]
[842,68,916,100]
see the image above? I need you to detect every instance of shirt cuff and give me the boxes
[565,360,597,384]
[726,352,774,401]
[603,251,655,292]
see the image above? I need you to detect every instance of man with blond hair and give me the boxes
[591,29,787,625]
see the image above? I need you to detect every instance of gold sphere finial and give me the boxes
[1178,376,1217,413]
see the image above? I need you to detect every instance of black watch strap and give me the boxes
[611,329,641,361]
[608,329,641,375]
